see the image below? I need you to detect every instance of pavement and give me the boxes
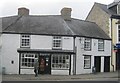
[1,71,120,81]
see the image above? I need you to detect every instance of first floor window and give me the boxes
[51,54,70,69]
[98,39,104,51]
[84,38,91,51]
[21,35,30,47]
[53,36,62,49]
[84,55,91,69]
[21,53,38,68]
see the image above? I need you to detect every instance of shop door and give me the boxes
[39,56,51,74]
[94,56,101,72]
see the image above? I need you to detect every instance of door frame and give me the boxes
[38,54,51,74]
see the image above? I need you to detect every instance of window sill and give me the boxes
[98,50,104,51]
[84,49,91,51]
[20,46,30,48]
[52,48,62,50]
[21,67,34,69]
[51,68,69,70]
[84,68,91,69]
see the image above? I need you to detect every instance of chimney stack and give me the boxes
[61,7,72,21]
[18,7,29,16]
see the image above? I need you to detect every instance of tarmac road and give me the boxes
[1,71,119,81]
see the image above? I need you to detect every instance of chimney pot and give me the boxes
[61,7,72,21]
[18,7,29,16]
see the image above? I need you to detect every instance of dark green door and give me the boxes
[94,56,101,72]
[104,56,110,72]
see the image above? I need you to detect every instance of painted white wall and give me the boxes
[31,35,73,50]
[75,37,92,74]
[1,34,20,74]
[1,34,74,74]
[21,69,34,74]
[101,57,104,72]
[70,55,74,75]
[51,70,69,75]
[75,37,111,74]
[62,37,73,50]
[1,33,111,75]
[31,35,52,49]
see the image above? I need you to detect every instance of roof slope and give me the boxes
[2,15,110,39]
[95,2,116,15]
[66,19,110,39]
[2,15,73,36]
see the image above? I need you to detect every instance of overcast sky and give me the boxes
[0,0,114,20]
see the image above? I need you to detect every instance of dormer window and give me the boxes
[52,36,62,49]
[21,35,30,48]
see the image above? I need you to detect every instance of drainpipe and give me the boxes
[73,36,76,75]
[111,18,114,72]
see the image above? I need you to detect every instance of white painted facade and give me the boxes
[1,34,20,74]
[1,33,111,75]
[31,35,74,50]
[1,34,74,75]
[75,37,111,74]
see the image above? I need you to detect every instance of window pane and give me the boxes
[98,39,104,51]
[21,35,30,47]
[84,55,91,69]
[84,38,91,50]
[51,54,69,69]
[53,36,62,49]
[21,53,37,68]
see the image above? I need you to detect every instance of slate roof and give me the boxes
[108,1,120,8]
[95,2,116,15]
[2,15,110,39]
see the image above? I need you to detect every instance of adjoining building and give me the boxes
[1,7,111,75]
[86,0,120,71]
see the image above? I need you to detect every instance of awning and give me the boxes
[116,43,120,49]
[17,48,75,54]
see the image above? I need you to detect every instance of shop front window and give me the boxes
[51,54,70,69]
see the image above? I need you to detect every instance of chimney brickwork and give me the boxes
[61,7,72,21]
[18,7,29,16]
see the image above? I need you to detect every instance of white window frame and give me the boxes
[21,53,38,68]
[21,35,30,47]
[84,55,91,69]
[98,39,104,51]
[51,54,70,69]
[84,38,91,51]
[52,36,62,49]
